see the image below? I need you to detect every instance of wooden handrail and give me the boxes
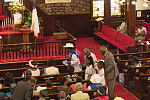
[58,26,76,40]
[0,39,74,47]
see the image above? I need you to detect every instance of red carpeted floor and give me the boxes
[76,37,138,100]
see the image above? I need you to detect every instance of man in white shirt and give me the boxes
[44,59,59,75]
[119,18,127,34]
[136,23,147,41]
[63,43,81,72]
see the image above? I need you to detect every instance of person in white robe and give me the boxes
[85,56,96,79]
[63,43,81,72]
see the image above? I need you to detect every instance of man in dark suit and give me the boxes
[11,77,36,100]
[100,46,119,100]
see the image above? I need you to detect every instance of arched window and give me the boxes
[93,0,121,17]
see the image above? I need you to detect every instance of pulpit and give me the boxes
[20,28,33,53]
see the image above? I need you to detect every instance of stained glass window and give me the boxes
[93,0,121,17]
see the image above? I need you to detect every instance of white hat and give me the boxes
[63,43,74,48]
[29,60,37,68]
[90,74,102,84]
[114,97,124,100]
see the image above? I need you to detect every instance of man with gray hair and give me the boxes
[83,48,97,67]
[71,83,90,100]
[100,46,119,100]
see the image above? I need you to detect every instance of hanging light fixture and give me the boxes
[144,0,149,2]
[143,3,148,7]
[131,1,136,5]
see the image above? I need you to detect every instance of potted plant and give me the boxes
[8,0,25,25]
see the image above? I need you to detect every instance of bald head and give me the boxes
[100,46,108,55]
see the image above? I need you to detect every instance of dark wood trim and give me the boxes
[104,0,111,26]
[127,0,136,38]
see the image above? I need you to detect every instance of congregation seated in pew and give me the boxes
[135,23,147,42]
[66,65,78,81]
[130,56,142,68]
[71,83,90,100]
[59,91,71,100]
[22,60,40,77]
[39,80,57,100]
[43,59,59,75]
[70,76,87,92]
[0,72,16,96]
[57,76,73,93]
[118,18,127,34]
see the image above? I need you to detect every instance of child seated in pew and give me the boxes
[85,56,96,79]
[22,60,40,77]
[66,66,78,81]
[43,59,59,75]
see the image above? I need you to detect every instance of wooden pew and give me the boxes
[134,74,150,99]
[32,89,97,100]
[114,52,150,73]
[114,51,150,60]
[148,85,150,100]
[124,65,150,90]
[117,57,150,73]
[0,71,85,84]
[38,79,91,87]
[0,64,67,77]
[0,87,10,94]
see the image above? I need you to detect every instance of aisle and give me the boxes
[76,37,138,100]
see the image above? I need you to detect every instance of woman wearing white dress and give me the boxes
[22,60,40,77]
[85,56,96,79]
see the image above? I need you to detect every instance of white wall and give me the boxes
[136,0,150,10]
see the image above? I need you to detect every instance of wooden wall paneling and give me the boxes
[136,10,150,23]
[61,14,91,38]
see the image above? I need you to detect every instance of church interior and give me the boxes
[0,0,150,100]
